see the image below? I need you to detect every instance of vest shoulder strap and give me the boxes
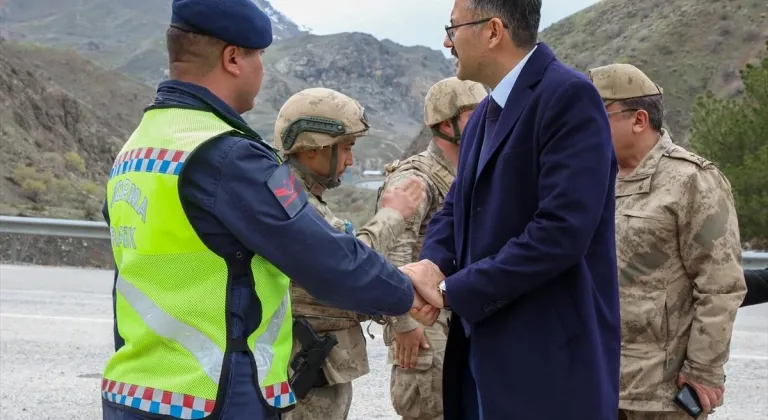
[401,153,454,197]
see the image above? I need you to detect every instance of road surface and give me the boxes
[1,264,766,419]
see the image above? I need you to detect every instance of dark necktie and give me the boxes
[478,97,502,166]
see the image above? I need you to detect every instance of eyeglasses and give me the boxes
[445,18,508,42]
[606,108,639,116]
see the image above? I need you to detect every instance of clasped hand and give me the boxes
[399,259,444,326]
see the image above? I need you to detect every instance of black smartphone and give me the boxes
[673,383,703,419]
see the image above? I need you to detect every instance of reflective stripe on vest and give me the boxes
[102,107,295,419]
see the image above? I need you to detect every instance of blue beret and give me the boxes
[170,0,273,50]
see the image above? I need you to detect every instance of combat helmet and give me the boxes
[274,87,371,189]
[423,77,487,143]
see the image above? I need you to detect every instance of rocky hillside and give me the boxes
[2,0,455,165]
[401,126,433,160]
[0,41,155,220]
[540,0,768,144]
[2,0,305,83]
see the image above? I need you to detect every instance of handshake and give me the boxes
[399,259,446,326]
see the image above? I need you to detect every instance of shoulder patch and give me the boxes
[267,163,307,219]
[663,146,712,168]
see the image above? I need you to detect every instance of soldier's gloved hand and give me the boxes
[395,326,430,369]
[380,175,426,220]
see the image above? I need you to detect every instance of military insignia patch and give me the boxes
[267,163,307,219]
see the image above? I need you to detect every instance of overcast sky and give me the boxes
[270,0,600,56]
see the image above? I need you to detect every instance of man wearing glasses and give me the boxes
[402,0,621,419]
[589,63,746,420]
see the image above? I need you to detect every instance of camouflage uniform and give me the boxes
[378,77,487,420]
[589,64,746,420]
[273,88,407,420]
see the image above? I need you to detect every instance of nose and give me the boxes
[443,34,453,48]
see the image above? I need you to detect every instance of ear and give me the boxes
[439,119,452,135]
[632,110,650,133]
[221,45,241,77]
[487,17,506,48]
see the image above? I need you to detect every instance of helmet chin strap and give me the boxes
[287,144,342,191]
[431,117,461,144]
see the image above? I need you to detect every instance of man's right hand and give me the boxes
[379,176,426,220]
[409,289,440,326]
[395,326,429,369]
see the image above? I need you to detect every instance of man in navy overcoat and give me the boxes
[403,1,622,419]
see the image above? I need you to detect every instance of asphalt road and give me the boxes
[1,264,766,420]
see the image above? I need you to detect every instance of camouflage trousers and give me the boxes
[619,410,709,420]
[282,382,353,420]
[386,310,450,420]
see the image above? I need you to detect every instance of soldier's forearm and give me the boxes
[683,268,745,387]
[355,207,406,253]
[389,313,421,333]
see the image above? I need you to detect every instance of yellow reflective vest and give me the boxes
[102,107,295,419]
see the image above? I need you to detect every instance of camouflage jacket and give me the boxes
[377,141,456,334]
[288,167,406,384]
[615,130,746,411]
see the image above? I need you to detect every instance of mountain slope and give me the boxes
[2,0,455,165]
[0,41,155,219]
[2,0,307,82]
[540,0,768,143]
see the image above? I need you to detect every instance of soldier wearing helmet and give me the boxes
[377,76,487,420]
[275,87,427,420]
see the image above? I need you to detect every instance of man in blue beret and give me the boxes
[99,1,439,420]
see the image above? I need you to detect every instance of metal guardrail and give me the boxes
[1,215,767,268]
[0,215,110,240]
[742,251,768,270]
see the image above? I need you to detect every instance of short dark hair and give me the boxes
[165,27,260,79]
[619,94,664,132]
[166,27,226,78]
[466,0,541,48]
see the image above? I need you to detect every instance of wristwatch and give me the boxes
[439,280,449,309]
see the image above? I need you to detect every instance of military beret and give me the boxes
[588,63,663,102]
[170,0,273,50]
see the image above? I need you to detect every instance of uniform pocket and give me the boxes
[619,344,668,404]
[389,348,443,418]
[616,210,675,347]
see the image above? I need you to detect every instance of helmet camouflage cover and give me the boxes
[274,87,371,156]
[423,77,487,142]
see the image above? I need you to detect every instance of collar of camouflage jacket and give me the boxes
[615,129,674,197]
[292,165,327,201]
[426,141,457,177]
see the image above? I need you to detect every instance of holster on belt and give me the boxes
[288,316,338,399]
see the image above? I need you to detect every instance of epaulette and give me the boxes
[662,146,712,169]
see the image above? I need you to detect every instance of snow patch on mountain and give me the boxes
[252,0,307,39]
